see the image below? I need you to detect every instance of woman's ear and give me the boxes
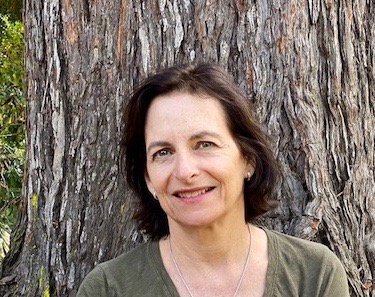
[246,156,256,178]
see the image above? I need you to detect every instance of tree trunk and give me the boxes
[1,0,373,296]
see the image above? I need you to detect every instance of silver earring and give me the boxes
[153,192,158,200]
[246,172,251,181]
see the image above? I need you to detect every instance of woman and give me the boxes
[77,64,349,296]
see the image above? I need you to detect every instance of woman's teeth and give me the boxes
[176,187,213,198]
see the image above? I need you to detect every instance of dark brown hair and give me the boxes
[123,63,279,239]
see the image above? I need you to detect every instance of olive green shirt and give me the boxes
[77,229,350,296]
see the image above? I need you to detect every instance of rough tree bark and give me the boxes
[0,0,373,296]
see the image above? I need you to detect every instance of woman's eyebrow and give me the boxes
[146,141,171,154]
[190,131,223,141]
[146,131,222,153]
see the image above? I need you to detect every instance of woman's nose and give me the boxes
[173,151,199,181]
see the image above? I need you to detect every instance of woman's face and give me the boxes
[144,92,254,229]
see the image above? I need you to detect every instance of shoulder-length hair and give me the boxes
[122,63,279,240]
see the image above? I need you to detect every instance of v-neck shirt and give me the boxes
[77,229,349,296]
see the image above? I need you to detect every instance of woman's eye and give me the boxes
[197,141,214,149]
[152,149,170,160]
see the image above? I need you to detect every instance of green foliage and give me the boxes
[0,0,23,21]
[0,14,25,260]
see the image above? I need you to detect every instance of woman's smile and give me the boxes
[173,186,215,198]
[173,186,216,202]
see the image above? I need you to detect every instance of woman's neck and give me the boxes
[166,220,252,267]
[159,222,268,297]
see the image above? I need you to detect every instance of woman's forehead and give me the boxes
[144,92,233,141]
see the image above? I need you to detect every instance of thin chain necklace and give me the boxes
[169,225,252,297]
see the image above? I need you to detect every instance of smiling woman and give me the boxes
[124,64,280,239]
[77,64,350,297]
[144,92,253,230]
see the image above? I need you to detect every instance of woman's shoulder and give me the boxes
[99,240,153,273]
[264,228,339,265]
[77,241,161,296]
[263,228,349,297]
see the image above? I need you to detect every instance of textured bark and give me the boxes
[0,0,373,296]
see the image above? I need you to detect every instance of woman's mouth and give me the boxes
[174,187,215,199]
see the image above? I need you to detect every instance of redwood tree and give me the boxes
[0,0,374,296]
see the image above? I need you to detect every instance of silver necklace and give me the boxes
[169,225,252,297]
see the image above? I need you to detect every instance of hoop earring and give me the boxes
[246,172,252,181]
[153,192,158,200]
